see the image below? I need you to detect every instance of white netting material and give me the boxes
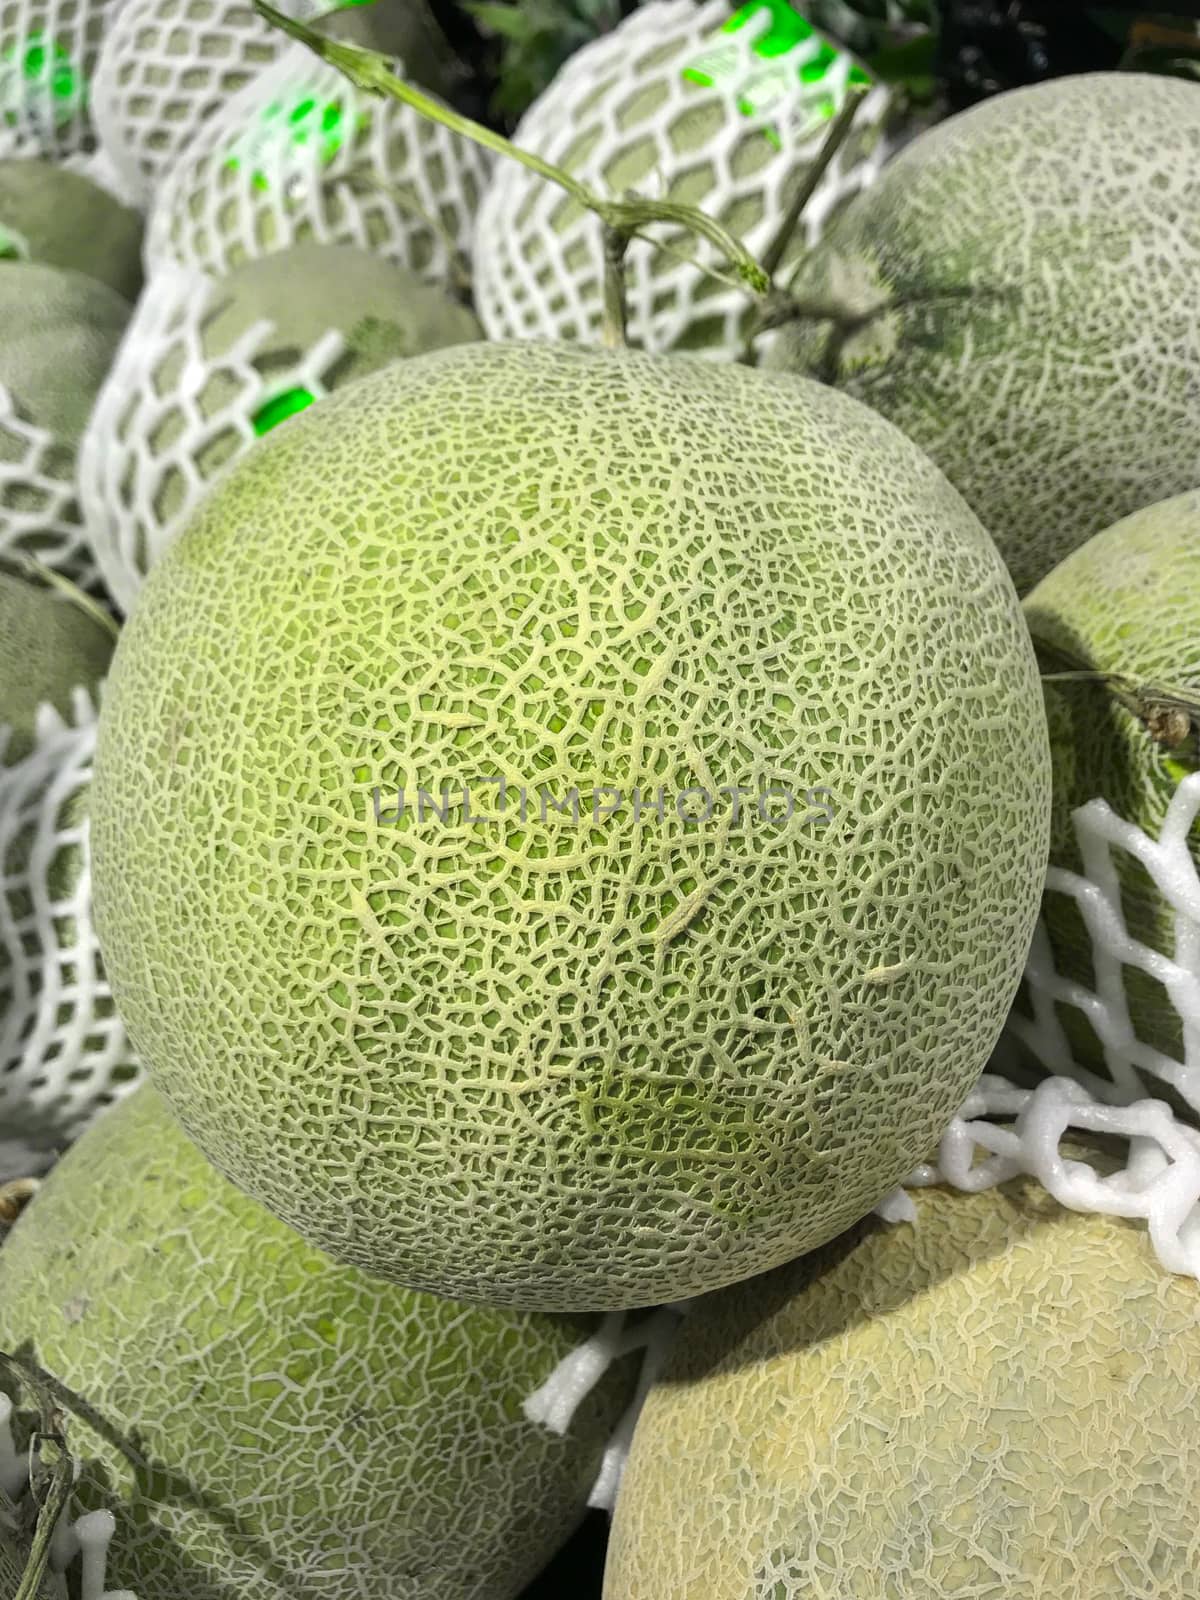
[0,380,100,592]
[473,0,894,359]
[78,259,351,610]
[144,35,490,280]
[526,780,1200,1515]
[0,1393,136,1599]
[91,0,336,205]
[911,772,1200,1276]
[0,693,143,1160]
[0,0,126,160]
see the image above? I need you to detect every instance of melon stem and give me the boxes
[760,86,867,280]
[0,1180,39,1228]
[253,1,773,306]
[1,1356,75,1600]
[1038,648,1199,754]
[602,225,631,348]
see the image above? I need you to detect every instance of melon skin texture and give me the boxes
[91,340,1051,1312]
[0,569,113,765]
[0,263,129,581]
[82,241,482,606]
[765,73,1200,597]
[0,158,143,299]
[1022,489,1200,1075]
[0,262,128,443]
[0,1084,638,1600]
[605,1163,1200,1599]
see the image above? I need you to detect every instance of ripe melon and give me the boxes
[765,73,1200,595]
[91,340,1051,1312]
[0,0,123,157]
[0,567,113,764]
[92,0,458,202]
[0,262,129,581]
[143,27,489,281]
[474,0,895,359]
[81,242,482,607]
[0,157,142,297]
[1020,489,1200,1081]
[605,1157,1200,1599]
[0,1084,639,1600]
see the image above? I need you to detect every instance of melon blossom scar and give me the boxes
[367,780,836,829]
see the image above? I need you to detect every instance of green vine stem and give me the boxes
[760,86,867,280]
[0,1354,75,1600]
[254,1,772,299]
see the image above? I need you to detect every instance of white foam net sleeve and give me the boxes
[0,693,143,1160]
[0,0,126,160]
[79,259,350,611]
[91,0,338,206]
[472,0,895,359]
[0,1396,138,1599]
[521,1304,690,1515]
[0,380,101,594]
[143,36,491,280]
[911,774,1200,1279]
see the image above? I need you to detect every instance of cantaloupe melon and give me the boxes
[0,157,142,297]
[143,26,490,281]
[92,0,458,202]
[0,566,136,1158]
[82,242,482,607]
[0,0,124,157]
[0,262,129,581]
[0,1083,638,1600]
[765,73,1200,595]
[91,340,1051,1312]
[605,1157,1200,1598]
[474,0,895,359]
[0,567,113,764]
[1020,489,1200,1080]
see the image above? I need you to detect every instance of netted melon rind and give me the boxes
[92,341,1050,1312]
[606,1168,1200,1599]
[0,1083,637,1600]
[0,262,130,590]
[143,37,491,280]
[767,72,1200,595]
[473,0,894,358]
[0,158,143,299]
[1014,489,1200,1083]
[0,692,142,1156]
[79,246,482,611]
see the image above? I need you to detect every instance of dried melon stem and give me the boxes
[1037,639,1200,757]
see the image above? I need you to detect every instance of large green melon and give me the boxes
[0,262,129,578]
[91,340,1051,1312]
[765,73,1200,596]
[606,1160,1200,1598]
[86,240,482,607]
[0,158,143,299]
[0,1084,637,1600]
[0,568,113,764]
[0,262,128,442]
[1020,489,1200,1080]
